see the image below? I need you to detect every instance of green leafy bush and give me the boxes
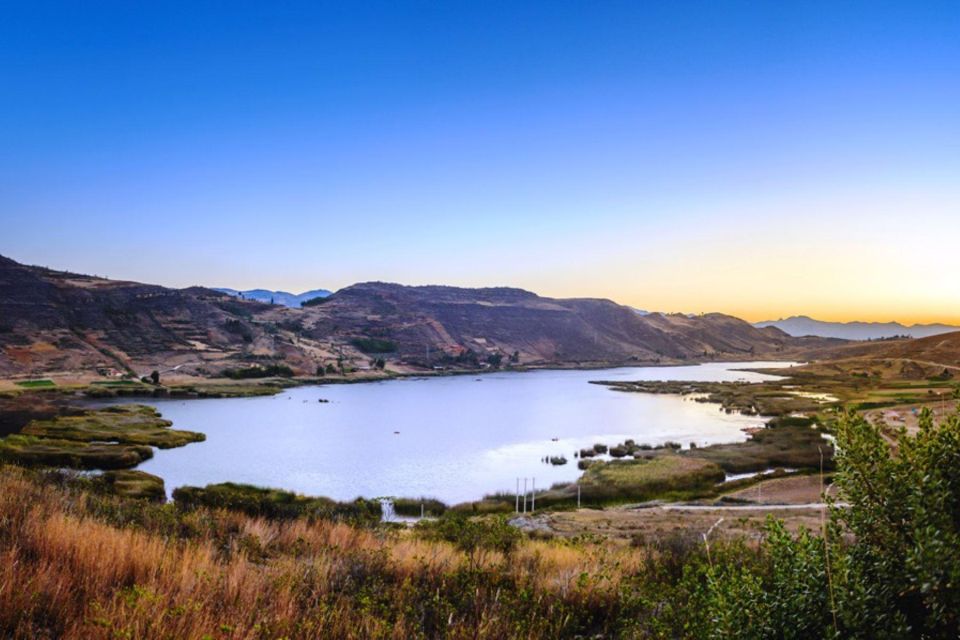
[350,337,398,353]
[222,364,294,379]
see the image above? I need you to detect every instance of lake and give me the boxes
[129,361,795,504]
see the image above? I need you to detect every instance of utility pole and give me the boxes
[515,478,519,513]
[532,477,535,513]
[523,478,527,513]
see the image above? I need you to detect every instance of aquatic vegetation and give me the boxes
[21,405,203,448]
[0,405,203,470]
[578,455,725,501]
[0,435,154,469]
[594,379,830,416]
[682,424,834,473]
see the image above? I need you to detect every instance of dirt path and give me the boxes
[521,473,839,542]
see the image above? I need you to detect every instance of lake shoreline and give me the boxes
[0,357,801,399]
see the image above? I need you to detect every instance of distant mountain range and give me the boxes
[0,255,841,377]
[754,315,960,341]
[214,288,331,308]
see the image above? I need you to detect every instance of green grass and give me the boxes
[0,404,203,470]
[81,382,285,399]
[0,435,155,469]
[167,383,284,398]
[14,379,56,388]
[100,469,166,501]
[172,482,382,523]
[21,405,204,449]
[576,455,725,502]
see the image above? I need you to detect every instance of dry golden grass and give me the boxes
[0,466,662,639]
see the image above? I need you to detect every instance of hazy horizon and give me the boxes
[3,1,958,324]
[3,249,958,327]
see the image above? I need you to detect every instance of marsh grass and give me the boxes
[577,455,725,502]
[0,405,204,470]
[22,405,204,448]
[683,425,835,473]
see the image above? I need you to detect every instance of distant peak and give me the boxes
[213,287,331,308]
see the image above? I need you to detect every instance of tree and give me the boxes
[703,408,960,639]
[150,370,160,385]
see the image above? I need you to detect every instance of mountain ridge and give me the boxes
[0,255,842,378]
[755,315,960,340]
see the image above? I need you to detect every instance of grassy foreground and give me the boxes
[0,464,711,639]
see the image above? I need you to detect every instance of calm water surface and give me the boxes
[131,362,795,503]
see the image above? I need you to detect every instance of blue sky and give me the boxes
[2,1,958,321]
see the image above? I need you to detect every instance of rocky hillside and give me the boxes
[297,282,832,365]
[0,256,305,377]
[873,331,960,369]
[0,256,840,378]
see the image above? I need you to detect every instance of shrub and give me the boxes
[702,409,960,638]
[173,483,381,524]
[416,514,521,558]
[222,364,294,379]
[351,337,398,353]
[391,497,447,517]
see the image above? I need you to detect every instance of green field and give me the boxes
[14,379,56,388]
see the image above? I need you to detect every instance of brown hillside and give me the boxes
[0,257,842,378]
